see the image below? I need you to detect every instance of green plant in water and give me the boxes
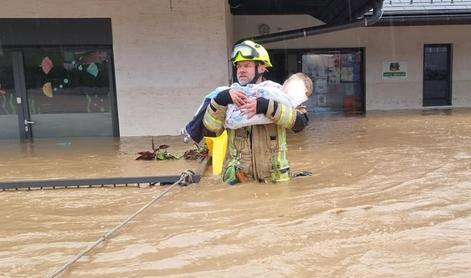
[136,139,208,161]
[136,138,179,160]
[154,144,179,160]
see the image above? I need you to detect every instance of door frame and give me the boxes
[11,50,31,139]
[422,43,452,107]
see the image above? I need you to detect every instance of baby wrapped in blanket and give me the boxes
[183,73,312,143]
[225,72,313,129]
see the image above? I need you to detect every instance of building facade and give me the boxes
[0,0,470,139]
[0,0,233,139]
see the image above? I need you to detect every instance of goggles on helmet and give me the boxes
[231,43,259,61]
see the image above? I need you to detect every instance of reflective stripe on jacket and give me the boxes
[203,98,300,182]
[202,99,226,134]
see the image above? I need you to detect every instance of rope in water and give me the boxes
[47,170,195,278]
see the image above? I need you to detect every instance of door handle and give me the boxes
[24,120,35,125]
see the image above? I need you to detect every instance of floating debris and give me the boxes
[136,138,178,160]
[183,143,208,161]
[136,139,208,161]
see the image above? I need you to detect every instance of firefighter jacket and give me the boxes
[203,96,308,183]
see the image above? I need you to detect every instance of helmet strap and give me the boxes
[248,62,264,84]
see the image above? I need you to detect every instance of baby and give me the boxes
[283,72,313,112]
[225,72,313,129]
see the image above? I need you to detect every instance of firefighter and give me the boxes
[203,40,309,184]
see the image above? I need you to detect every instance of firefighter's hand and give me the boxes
[229,88,247,107]
[240,99,257,119]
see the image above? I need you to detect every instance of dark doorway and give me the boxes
[423,44,452,106]
[265,52,299,84]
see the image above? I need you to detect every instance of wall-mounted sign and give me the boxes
[382,61,407,80]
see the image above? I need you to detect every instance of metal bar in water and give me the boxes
[0,174,201,190]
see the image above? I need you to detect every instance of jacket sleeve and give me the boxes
[261,99,309,132]
[202,98,227,135]
[291,110,309,133]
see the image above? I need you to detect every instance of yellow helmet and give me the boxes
[231,40,272,67]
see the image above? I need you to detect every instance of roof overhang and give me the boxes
[229,0,471,27]
[376,9,471,26]
[229,0,381,25]
[231,0,384,44]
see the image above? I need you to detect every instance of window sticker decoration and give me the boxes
[40,56,54,75]
[42,82,53,98]
[86,63,99,77]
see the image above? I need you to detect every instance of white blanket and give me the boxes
[225,75,309,129]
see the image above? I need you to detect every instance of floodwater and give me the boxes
[1,109,471,277]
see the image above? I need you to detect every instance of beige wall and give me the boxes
[0,0,231,136]
[234,15,471,110]
[2,4,470,137]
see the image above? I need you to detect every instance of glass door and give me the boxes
[1,47,117,139]
[302,49,364,113]
[23,47,116,137]
[423,44,451,106]
[0,50,20,139]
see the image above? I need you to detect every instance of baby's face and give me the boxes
[283,76,310,106]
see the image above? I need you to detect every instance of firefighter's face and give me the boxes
[236,61,266,85]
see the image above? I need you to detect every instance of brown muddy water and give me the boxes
[1,109,471,277]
